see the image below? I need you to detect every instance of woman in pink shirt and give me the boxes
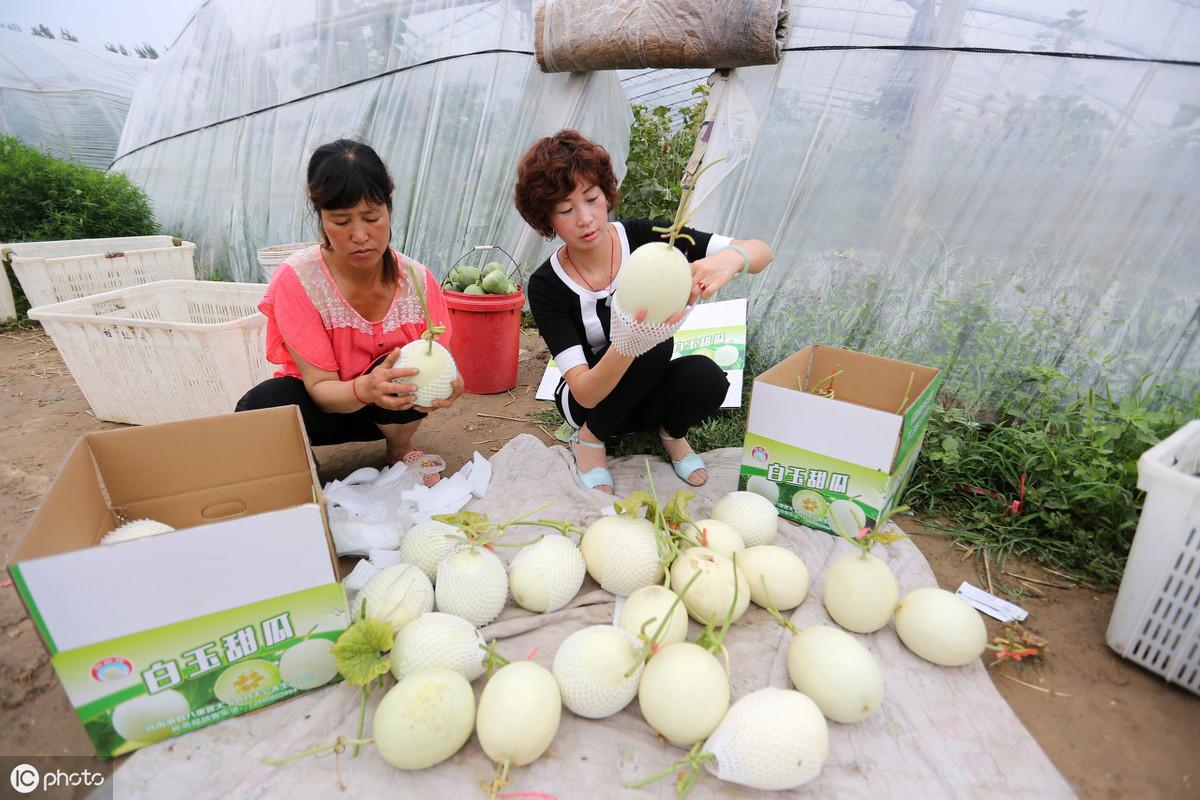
[236,139,463,470]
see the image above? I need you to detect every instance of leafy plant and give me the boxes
[908,376,1200,587]
[619,85,709,221]
[0,135,159,316]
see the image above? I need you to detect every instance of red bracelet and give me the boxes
[350,376,366,405]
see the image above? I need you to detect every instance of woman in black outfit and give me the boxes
[513,130,773,494]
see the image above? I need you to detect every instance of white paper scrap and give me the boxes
[374,461,414,488]
[342,466,381,485]
[612,595,626,627]
[955,581,1029,623]
[466,451,492,497]
[328,511,403,556]
[403,478,473,517]
[342,559,381,594]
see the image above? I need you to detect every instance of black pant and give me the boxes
[234,372,425,447]
[555,339,729,442]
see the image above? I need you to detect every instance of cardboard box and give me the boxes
[737,345,941,533]
[7,407,350,757]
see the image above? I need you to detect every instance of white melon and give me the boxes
[398,521,461,582]
[579,515,629,584]
[822,551,898,634]
[552,625,642,719]
[476,660,562,767]
[894,587,988,667]
[613,241,692,325]
[389,612,486,682]
[373,667,475,769]
[668,547,750,625]
[395,339,457,407]
[637,642,729,747]
[101,519,175,545]
[596,519,664,596]
[711,491,778,546]
[618,584,689,646]
[739,545,809,610]
[685,519,745,559]
[508,535,586,613]
[435,547,508,626]
[787,625,883,723]
[357,563,435,632]
[702,688,828,790]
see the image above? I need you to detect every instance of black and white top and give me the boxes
[527,219,732,376]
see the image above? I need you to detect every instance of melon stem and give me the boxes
[626,570,701,678]
[406,261,441,355]
[483,756,513,800]
[263,735,375,765]
[624,740,714,796]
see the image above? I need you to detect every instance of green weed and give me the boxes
[0,135,159,316]
[908,376,1200,587]
[619,86,709,221]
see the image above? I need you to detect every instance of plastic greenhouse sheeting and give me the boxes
[688,0,1200,407]
[111,0,632,284]
[0,31,147,169]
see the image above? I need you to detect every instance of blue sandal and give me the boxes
[569,431,614,493]
[660,433,707,486]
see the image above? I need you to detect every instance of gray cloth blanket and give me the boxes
[111,434,1074,799]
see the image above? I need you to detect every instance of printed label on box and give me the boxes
[47,582,348,758]
[737,432,924,533]
[672,323,746,370]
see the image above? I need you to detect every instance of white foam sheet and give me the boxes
[112,435,1074,799]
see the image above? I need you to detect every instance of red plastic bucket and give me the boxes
[444,288,525,394]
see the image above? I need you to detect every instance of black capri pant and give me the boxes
[555,338,729,442]
[235,358,425,446]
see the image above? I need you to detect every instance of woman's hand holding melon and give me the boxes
[354,348,462,412]
[414,375,464,413]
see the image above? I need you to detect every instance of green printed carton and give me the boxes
[8,407,351,757]
[737,345,940,533]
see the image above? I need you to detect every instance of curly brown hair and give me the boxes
[513,130,621,238]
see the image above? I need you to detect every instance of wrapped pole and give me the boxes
[535,0,790,73]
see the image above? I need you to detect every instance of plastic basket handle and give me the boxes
[447,244,524,284]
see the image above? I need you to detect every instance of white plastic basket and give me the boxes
[0,258,15,321]
[5,235,197,307]
[1106,420,1200,694]
[257,242,317,282]
[28,280,274,426]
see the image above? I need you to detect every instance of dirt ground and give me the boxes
[1,326,1197,799]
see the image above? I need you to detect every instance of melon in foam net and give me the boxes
[711,490,778,547]
[395,339,457,407]
[613,241,692,324]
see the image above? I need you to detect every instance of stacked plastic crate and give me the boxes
[3,236,274,425]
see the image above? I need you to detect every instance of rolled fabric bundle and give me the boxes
[536,0,789,73]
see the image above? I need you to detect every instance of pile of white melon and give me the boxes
[302,486,988,796]
[356,519,588,636]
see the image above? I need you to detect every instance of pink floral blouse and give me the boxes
[260,245,452,382]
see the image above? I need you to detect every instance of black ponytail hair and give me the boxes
[307,139,398,284]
